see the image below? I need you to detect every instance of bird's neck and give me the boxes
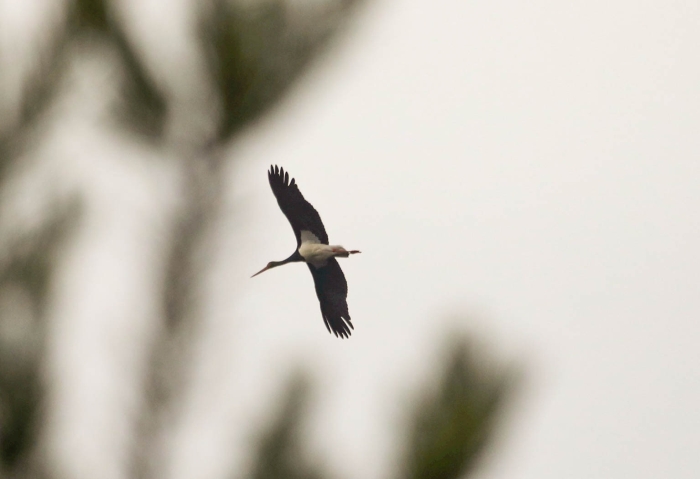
[276,250,303,266]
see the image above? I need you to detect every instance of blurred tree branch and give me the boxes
[242,336,516,479]
[247,375,326,479]
[0,208,76,477]
[70,0,167,138]
[0,12,69,180]
[401,338,516,479]
[201,0,361,143]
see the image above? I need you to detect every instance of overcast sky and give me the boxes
[3,1,700,479]
[213,1,700,478]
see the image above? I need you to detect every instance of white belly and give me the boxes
[299,242,334,268]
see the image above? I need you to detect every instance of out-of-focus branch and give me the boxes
[0,9,70,180]
[200,0,363,143]
[247,375,327,479]
[401,336,516,479]
[243,334,516,479]
[70,0,167,139]
[0,206,77,477]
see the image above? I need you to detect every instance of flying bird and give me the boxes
[252,165,360,338]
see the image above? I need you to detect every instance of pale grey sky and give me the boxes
[212,1,700,478]
[2,1,699,479]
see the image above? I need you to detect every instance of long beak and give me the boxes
[251,264,271,278]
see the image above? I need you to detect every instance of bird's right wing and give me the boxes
[308,259,353,338]
[268,165,329,246]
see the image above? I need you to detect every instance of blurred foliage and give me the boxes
[0,14,69,180]
[402,338,514,479]
[0,327,42,470]
[248,376,326,479]
[111,25,168,139]
[70,0,167,138]
[73,0,110,30]
[0,0,166,167]
[0,204,76,476]
[201,0,360,142]
[243,338,514,479]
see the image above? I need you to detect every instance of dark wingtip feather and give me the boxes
[310,260,353,339]
[322,314,353,339]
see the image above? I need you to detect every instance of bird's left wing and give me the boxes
[308,259,353,338]
[268,165,329,246]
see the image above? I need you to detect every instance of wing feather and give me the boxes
[268,165,329,246]
[308,259,353,338]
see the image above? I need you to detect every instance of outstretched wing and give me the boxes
[308,259,353,338]
[268,165,328,247]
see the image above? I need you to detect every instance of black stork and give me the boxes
[252,166,360,338]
